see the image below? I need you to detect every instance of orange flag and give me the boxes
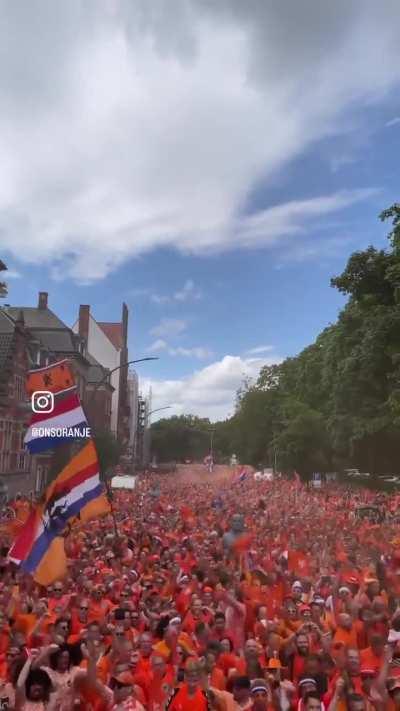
[78,495,111,523]
[34,537,68,586]
[26,359,75,398]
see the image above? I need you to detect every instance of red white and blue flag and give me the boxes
[236,468,248,483]
[24,387,89,454]
[8,441,104,583]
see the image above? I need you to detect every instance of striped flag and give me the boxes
[8,440,105,584]
[236,468,247,483]
[24,387,89,454]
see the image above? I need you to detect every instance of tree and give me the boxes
[92,430,122,478]
[151,415,213,462]
[149,205,400,477]
[0,260,7,298]
[215,203,400,477]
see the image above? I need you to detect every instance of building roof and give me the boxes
[0,309,15,334]
[98,322,123,350]
[33,329,77,353]
[4,307,88,364]
[4,306,67,330]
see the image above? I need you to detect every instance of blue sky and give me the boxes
[1,1,400,419]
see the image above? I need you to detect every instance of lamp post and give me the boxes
[89,357,159,404]
[145,406,172,467]
[187,425,215,471]
[147,406,172,420]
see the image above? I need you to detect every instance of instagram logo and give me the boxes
[31,391,54,414]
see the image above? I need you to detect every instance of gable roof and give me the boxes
[97,322,123,350]
[4,307,88,363]
[0,309,15,334]
[4,306,67,330]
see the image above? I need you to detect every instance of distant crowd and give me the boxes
[1,469,400,710]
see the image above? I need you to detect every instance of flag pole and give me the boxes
[105,477,119,539]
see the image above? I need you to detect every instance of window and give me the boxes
[0,452,9,473]
[18,452,26,471]
[4,421,12,450]
[14,375,25,401]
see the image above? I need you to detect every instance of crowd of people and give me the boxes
[1,467,400,711]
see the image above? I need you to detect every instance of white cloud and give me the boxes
[3,269,21,279]
[386,117,400,127]
[174,279,202,302]
[169,346,212,359]
[0,2,398,281]
[148,338,168,352]
[246,345,274,355]
[150,293,170,305]
[147,338,212,359]
[150,318,187,338]
[148,279,202,306]
[143,353,282,421]
[233,189,379,248]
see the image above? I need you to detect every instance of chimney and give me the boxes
[38,292,48,309]
[78,305,90,342]
[122,302,128,346]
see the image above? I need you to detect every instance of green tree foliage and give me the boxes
[151,415,213,462]
[150,206,400,477]
[92,429,122,478]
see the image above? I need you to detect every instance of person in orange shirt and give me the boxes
[183,598,213,636]
[333,614,359,649]
[166,659,211,711]
[88,586,113,622]
[146,654,175,710]
[203,649,226,691]
[69,598,90,641]
[135,633,154,677]
[359,634,385,674]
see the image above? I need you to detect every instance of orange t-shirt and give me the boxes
[209,667,226,691]
[333,626,358,649]
[360,647,383,673]
[167,684,209,711]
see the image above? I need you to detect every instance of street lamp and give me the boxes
[90,357,159,403]
[187,425,215,469]
[144,406,172,468]
[147,405,172,421]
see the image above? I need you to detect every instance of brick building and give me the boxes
[73,303,130,452]
[1,292,114,492]
[0,309,52,495]
[84,353,114,434]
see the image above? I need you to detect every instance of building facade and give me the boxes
[127,370,139,464]
[135,394,150,470]
[73,303,130,449]
[3,292,93,491]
